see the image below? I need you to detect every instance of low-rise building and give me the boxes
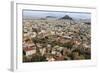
[23,47,36,56]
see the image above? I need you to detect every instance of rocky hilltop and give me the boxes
[60,15,73,20]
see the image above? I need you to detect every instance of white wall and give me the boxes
[0,0,100,73]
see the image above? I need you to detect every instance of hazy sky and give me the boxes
[23,10,91,19]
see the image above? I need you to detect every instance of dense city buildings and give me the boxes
[22,11,91,62]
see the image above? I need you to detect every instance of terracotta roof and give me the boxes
[23,47,34,51]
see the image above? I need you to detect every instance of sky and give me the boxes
[23,10,91,19]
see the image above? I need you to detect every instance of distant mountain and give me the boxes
[23,16,39,20]
[60,15,73,20]
[73,18,91,24]
[80,19,91,24]
[46,16,57,18]
[23,16,57,20]
[23,16,46,20]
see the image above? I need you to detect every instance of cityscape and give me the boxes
[22,10,91,62]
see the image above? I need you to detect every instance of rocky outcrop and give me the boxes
[60,15,73,20]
